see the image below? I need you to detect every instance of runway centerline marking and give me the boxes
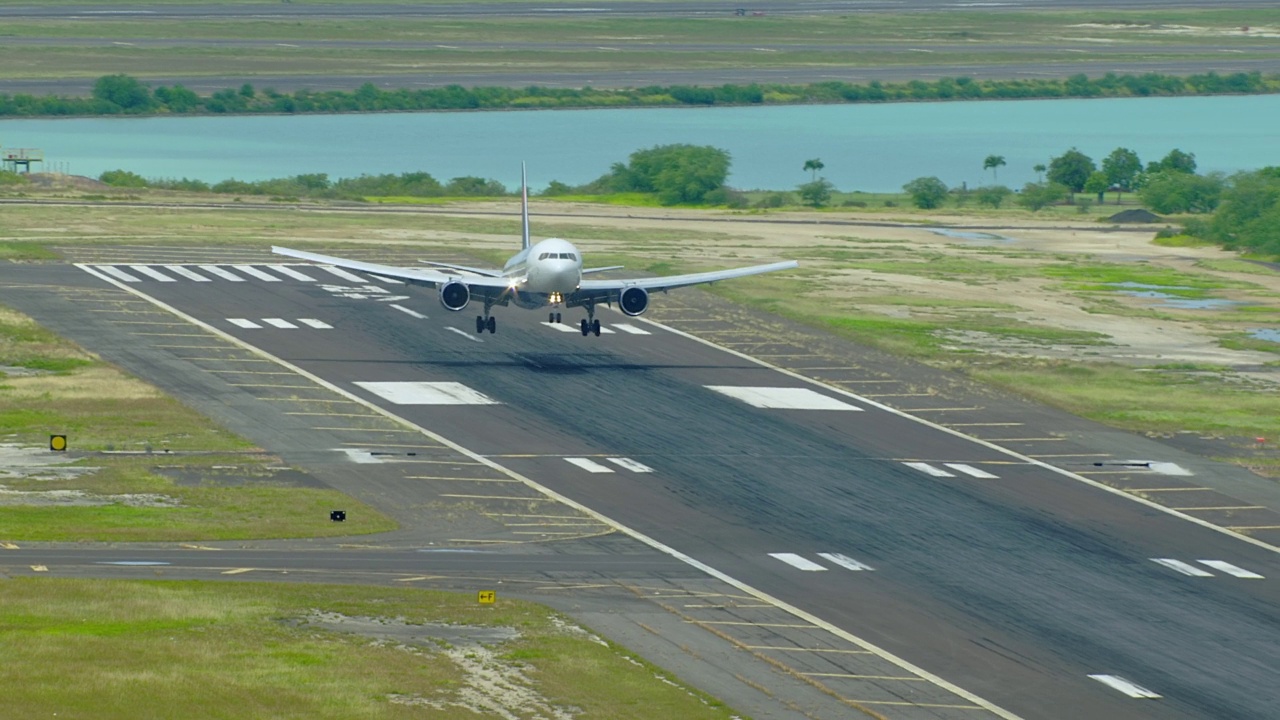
[817,552,874,571]
[1197,560,1264,579]
[565,457,614,473]
[769,553,827,571]
[1088,674,1161,699]
[1150,558,1214,577]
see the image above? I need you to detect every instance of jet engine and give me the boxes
[438,281,470,311]
[619,286,649,316]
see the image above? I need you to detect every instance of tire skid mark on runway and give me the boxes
[76,262,1025,720]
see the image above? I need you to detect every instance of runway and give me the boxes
[2,253,1279,720]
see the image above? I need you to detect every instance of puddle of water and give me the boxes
[1110,284,1242,309]
[930,228,1014,243]
[1251,328,1280,343]
[1108,281,1193,290]
[1159,298,1242,309]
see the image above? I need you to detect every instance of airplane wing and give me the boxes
[272,246,518,294]
[578,261,798,294]
[567,260,797,309]
[417,260,504,278]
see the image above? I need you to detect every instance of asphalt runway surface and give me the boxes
[3,245,1278,720]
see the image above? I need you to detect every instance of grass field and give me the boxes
[1,6,1278,83]
[0,578,735,720]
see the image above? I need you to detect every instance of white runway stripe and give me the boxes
[904,462,955,478]
[612,323,651,335]
[354,381,498,405]
[198,265,245,282]
[390,304,427,319]
[1197,560,1264,579]
[98,266,142,283]
[1151,558,1214,577]
[817,552,874,571]
[298,319,333,329]
[367,274,403,285]
[318,265,368,282]
[1088,674,1161,699]
[232,265,282,282]
[542,322,615,334]
[706,386,861,411]
[565,457,615,473]
[227,318,262,329]
[606,457,653,473]
[164,265,211,282]
[944,463,999,479]
[769,553,828,572]
[129,265,176,282]
[262,318,298,329]
[267,264,316,281]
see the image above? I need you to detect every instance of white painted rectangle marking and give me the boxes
[769,553,828,572]
[262,318,299,329]
[98,266,142,283]
[706,386,862,411]
[318,265,368,283]
[354,381,499,405]
[944,463,999,479]
[227,318,262,329]
[542,322,578,333]
[1197,560,1264,579]
[1088,674,1161,699]
[198,265,245,282]
[163,265,212,282]
[128,265,176,282]
[267,264,316,281]
[904,462,955,478]
[298,318,333,329]
[230,264,282,282]
[1151,558,1214,577]
[367,274,403,285]
[565,457,615,474]
[391,304,427,319]
[612,323,651,335]
[817,552,874,571]
[607,457,653,473]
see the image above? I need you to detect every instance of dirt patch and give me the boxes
[299,611,580,720]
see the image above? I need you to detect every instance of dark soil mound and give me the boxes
[1107,208,1163,223]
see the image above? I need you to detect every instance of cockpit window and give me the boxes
[539,253,550,260]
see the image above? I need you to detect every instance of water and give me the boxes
[929,228,1013,244]
[3,94,1279,192]
[1251,328,1280,343]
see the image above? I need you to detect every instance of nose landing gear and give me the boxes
[548,312,562,324]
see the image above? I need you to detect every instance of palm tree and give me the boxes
[803,158,825,181]
[1033,163,1047,182]
[983,154,1006,182]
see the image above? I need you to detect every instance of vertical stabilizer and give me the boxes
[520,162,531,251]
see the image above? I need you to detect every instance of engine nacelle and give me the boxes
[438,281,470,312]
[619,286,649,316]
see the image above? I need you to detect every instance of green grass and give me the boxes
[0,578,736,720]
[972,360,1280,437]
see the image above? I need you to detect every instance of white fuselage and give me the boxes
[502,237,583,308]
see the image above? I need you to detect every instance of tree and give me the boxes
[623,144,731,205]
[99,169,148,188]
[803,158,825,181]
[1140,171,1224,214]
[1102,147,1142,201]
[798,178,834,207]
[1033,163,1047,182]
[1017,182,1070,211]
[975,185,1012,209]
[1047,148,1096,193]
[983,154,1006,182]
[92,74,153,112]
[903,176,948,209]
[1147,148,1197,175]
[1083,171,1111,204]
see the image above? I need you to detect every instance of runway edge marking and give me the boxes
[627,311,1280,556]
[77,263,1024,720]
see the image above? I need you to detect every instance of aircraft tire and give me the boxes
[487,316,497,334]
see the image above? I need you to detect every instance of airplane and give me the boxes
[272,165,798,336]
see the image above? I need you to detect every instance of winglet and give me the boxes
[520,162,531,251]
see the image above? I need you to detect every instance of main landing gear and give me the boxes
[475,315,496,334]
[579,300,601,336]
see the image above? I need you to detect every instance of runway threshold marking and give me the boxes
[1196,560,1264,579]
[565,457,614,473]
[769,553,827,571]
[73,264,1028,720]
